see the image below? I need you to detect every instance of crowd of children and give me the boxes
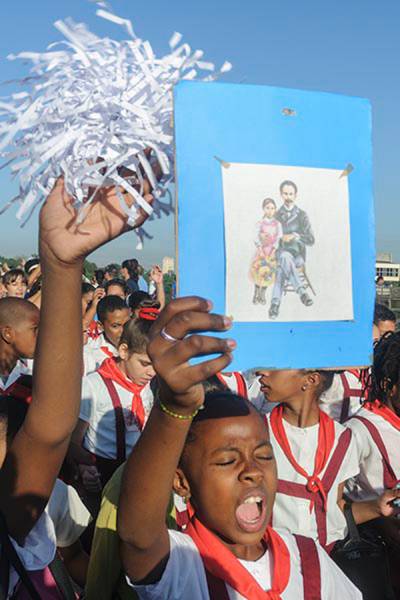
[0,175,399,600]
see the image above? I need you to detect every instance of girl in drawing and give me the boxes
[250,197,282,305]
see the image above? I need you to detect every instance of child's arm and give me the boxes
[0,179,150,542]
[82,287,105,332]
[338,482,400,524]
[118,297,234,583]
[150,265,166,310]
[59,540,89,588]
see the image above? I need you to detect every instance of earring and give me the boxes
[301,385,307,391]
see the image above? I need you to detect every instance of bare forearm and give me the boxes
[348,500,380,525]
[156,282,166,310]
[118,404,190,549]
[26,256,83,444]
[82,302,98,330]
[60,542,89,587]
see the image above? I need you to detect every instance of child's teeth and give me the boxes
[243,496,262,504]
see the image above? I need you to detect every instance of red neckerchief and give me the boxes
[186,516,290,600]
[364,399,400,432]
[88,320,102,339]
[270,404,335,513]
[97,357,146,430]
[100,345,115,358]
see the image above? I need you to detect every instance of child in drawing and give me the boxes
[250,198,282,305]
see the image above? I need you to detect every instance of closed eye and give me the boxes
[215,459,236,466]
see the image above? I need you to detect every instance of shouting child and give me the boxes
[118,297,362,599]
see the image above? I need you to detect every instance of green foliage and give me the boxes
[83,259,98,281]
[0,255,30,269]
[163,272,176,303]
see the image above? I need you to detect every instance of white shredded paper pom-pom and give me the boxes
[0,4,232,247]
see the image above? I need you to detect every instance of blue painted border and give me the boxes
[174,81,375,370]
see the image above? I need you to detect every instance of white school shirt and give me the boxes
[345,407,400,501]
[46,479,91,547]
[319,372,363,422]
[6,479,90,596]
[80,372,154,458]
[7,511,56,597]
[0,359,31,391]
[266,414,360,545]
[83,335,118,376]
[128,528,362,599]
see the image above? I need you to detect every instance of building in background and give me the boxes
[376,252,400,284]
[375,253,400,322]
[162,256,175,274]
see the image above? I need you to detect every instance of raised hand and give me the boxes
[150,265,163,285]
[39,178,153,266]
[92,286,106,305]
[147,297,235,414]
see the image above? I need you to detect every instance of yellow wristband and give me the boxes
[158,399,203,420]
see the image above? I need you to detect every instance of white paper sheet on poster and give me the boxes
[222,162,354,322]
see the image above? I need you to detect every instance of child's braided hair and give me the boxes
[370,331,400,405]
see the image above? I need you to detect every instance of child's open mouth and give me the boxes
[235,495,267,533]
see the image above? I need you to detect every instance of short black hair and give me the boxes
[82,282,95,296]
[128,291,152,311]
[105,263,120,278]
[181,392,256,458]
[122,259,140,280]
[3,269,27,287]
[302,369,334,393]
[104,278,128,296]
[97,295,128,324]
[374,303,396,326]
[95,269,105,285]
[279,180,298,194]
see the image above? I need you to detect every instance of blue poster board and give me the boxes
[174,81,375,370]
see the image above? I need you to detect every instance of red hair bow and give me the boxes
[138,307,160,321]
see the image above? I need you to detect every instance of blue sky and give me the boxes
[0,0,398,267]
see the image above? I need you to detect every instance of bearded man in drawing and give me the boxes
[269,180,315,319]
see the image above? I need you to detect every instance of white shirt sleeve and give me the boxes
[127,530,209,599]
[80,375,95,423]
[337,430,360,484]
[344,417,373,464]
[46,479,91,547]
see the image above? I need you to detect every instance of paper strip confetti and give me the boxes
[0,3,232,247]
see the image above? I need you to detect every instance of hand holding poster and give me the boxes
[174,81,375,370]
